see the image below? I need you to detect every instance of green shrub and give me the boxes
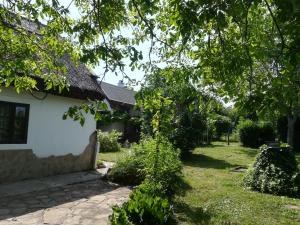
[106,153,145,185]
[107,136,182,196]
[109,185,174,225]
[244,145,300,197]
[142,136,182,196]
[238,120,275,148]
[98,130,122,152]
[170,112,209,152]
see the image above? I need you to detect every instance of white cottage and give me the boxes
[0,55,104,184]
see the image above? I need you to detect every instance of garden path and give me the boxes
[0,173,130,225]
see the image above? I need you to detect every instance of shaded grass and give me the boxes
[175,142,300,225]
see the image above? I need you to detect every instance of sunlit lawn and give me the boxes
[98,142,300,224]
[98,148,130,162]
[176,142,300,225]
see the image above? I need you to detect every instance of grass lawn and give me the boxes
[98,148,130,162]
[176,142,300,225]
[98,142,300,224]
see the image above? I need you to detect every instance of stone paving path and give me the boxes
[0,179,131,225]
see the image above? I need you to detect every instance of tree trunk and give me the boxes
[287,116,296,148]
[227,131,230,145]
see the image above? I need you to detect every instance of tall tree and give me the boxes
[1,0,299,146]
[128,0,300,147]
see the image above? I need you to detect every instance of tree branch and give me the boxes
[264,0,285,53]
[131,0,173,50]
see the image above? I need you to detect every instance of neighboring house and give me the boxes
[0,55,104,184]
[98,81,140,143]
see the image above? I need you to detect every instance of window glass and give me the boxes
[0,104,12,142]
[0,101,29,144]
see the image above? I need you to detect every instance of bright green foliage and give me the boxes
[97,110,129,126]
[2,0,299,145]
[137,68,224,151]
[109,186,174,225]
[244,145,300,197]
[97,130,122,152]
[107,136,182,195]
[0,1,77,93]
[96,159,105,169]
[62,100,108,126]
[238,119,275,148]
[142,136,182,196]
[108,136,181,225]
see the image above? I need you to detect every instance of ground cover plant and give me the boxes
[109,185,175,225]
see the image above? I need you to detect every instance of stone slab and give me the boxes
[0,179,131,225]
[0,170,106,198]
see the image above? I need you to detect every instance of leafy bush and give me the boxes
[109,136,182,225]
[107,136,182,196]
[142,136,182,196]
[97,130,122,152]
[109,185,174,225]
[244,145,300,197]
[238,120,275,148]
[238,120,260,147]
[170,112,209,152]
[106,153,145,185]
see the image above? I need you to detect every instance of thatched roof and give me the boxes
[56,55,104,100]
[6,15,104,100]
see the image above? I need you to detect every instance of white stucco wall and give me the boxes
[0,88,96,157]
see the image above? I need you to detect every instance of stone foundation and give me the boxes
[0,132,97,184]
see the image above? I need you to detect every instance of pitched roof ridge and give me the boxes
[100,81,136,92]
[100,82,136,105]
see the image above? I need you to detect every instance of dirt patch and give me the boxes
[230,166,248,173]
[284,205,300,210]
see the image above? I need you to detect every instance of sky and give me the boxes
[58,1,235,107]
[59,0,147,89]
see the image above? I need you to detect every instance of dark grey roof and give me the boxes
[100,82,136,105]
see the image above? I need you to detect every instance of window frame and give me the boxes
[0,100,30,144]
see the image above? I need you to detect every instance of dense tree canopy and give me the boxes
[0,0,299,145]
[136,67,231,150]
